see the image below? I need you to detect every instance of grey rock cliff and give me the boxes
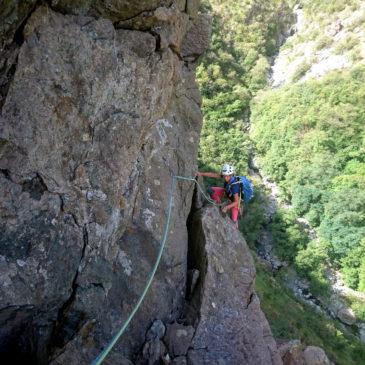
[0,1,209,363]
[131,200,284,364]
[185,205,282,365]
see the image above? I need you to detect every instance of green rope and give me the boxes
[91,175,222,365]
[194,177,226,207]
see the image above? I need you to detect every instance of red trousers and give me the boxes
[210,187,239,222]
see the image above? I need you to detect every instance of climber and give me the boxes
[197,164,240,228]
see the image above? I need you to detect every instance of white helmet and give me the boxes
[221,164,235,176]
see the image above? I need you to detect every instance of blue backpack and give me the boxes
[229,176,254,203]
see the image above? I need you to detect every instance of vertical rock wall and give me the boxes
[185,202,282,365]
[0,1,210,363]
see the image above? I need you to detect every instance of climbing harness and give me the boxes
[91,175,224,365]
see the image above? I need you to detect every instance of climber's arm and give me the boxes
[196,171,221,179]
[222,193,239,212]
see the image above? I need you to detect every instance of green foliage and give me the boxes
[340,239,365,289]
[343,291,365,323]
[269,209,309,262]
[333,34,359,55]
[197,0,294,174]
[291,185,323,219]
[251,65,365,290]
[295,240,331,296]
[315,35,333,51]
[350,298,365,323]
[255,264,365,365]
[291,60,312,82]
[359,258,365,292]
[239,185,269,246]
[349,47,363,62]
[199,125,251,173]
[319,189,365,259]
[197,1,365,359]
[302,0,360,18]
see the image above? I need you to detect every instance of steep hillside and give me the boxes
[249,0,365,361]
[251,0,365,295]
[196,0,365,364]
[271,0,365,85]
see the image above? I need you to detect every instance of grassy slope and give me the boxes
[255,263,365,365]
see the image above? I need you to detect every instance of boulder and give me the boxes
[141,338,168,365]
[328,295,357,325]
[277,341,332,365]
[116,5,190,53]
[50,0,175,22]
[303,346,331,365]
[278,340,304,365]
[325,20,342,37]
[181,14,212,62]
[336,307,356,326]
[164,322,194,356]
[146,319,166,341]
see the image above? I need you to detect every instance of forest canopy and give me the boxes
[250,66,365,290]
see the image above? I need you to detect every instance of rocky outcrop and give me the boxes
[278,340,305,365]
[0,1,37,45]
[185,205,282,364]
[0,1,210,364]
[303,346,331,365]
[271,3,365,87]
[50,0,176,21]
[278,341,332,365]
[332,302,357,326]
[134,200,283,364]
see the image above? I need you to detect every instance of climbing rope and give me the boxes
[176,175,226,207]
[91,175,223,365]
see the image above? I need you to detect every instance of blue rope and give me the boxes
[91,175,199,365]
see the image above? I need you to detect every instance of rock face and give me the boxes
[134,202,284,364]
[0,1,210,364]
[164,322,194,357]
[0,0,38,46]
[185,205,282,365]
